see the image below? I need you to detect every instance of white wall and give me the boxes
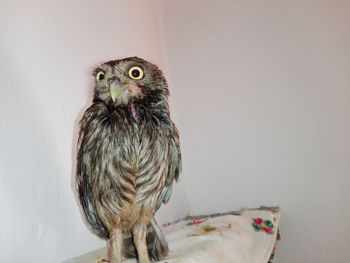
[160,1,350,263]
[0,0,188,262]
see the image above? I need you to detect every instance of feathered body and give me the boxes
[76,57,181,263]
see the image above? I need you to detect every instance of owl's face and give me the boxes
[93,57,168,107]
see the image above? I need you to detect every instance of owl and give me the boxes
[76,57,181,263]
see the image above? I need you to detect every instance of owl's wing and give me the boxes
[155,124,182,211]
[75,105,109,239]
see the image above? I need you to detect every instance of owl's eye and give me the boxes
[96,71,105,81]
[128,66,144,80]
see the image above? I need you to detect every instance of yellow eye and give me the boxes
[128,66,144,80]
[96,71,105,81]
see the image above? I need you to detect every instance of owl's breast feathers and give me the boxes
[76,100,181,237]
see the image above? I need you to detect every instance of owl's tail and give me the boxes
[123,217,169,261]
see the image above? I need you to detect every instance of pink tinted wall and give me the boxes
[160,1,350,263]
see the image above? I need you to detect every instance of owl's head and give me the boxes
[92,57,168,107]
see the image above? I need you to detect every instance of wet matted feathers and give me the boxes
[76,57,181,263]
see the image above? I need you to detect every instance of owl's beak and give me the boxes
[109,77,122,102]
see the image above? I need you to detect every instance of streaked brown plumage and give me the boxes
[76,57,181,263]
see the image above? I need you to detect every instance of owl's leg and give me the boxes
[132,220,150,263]
[109,228,123,263]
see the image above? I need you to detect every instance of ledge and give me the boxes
[65,207,281,263]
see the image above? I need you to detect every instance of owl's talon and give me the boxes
[96,257,110,263]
